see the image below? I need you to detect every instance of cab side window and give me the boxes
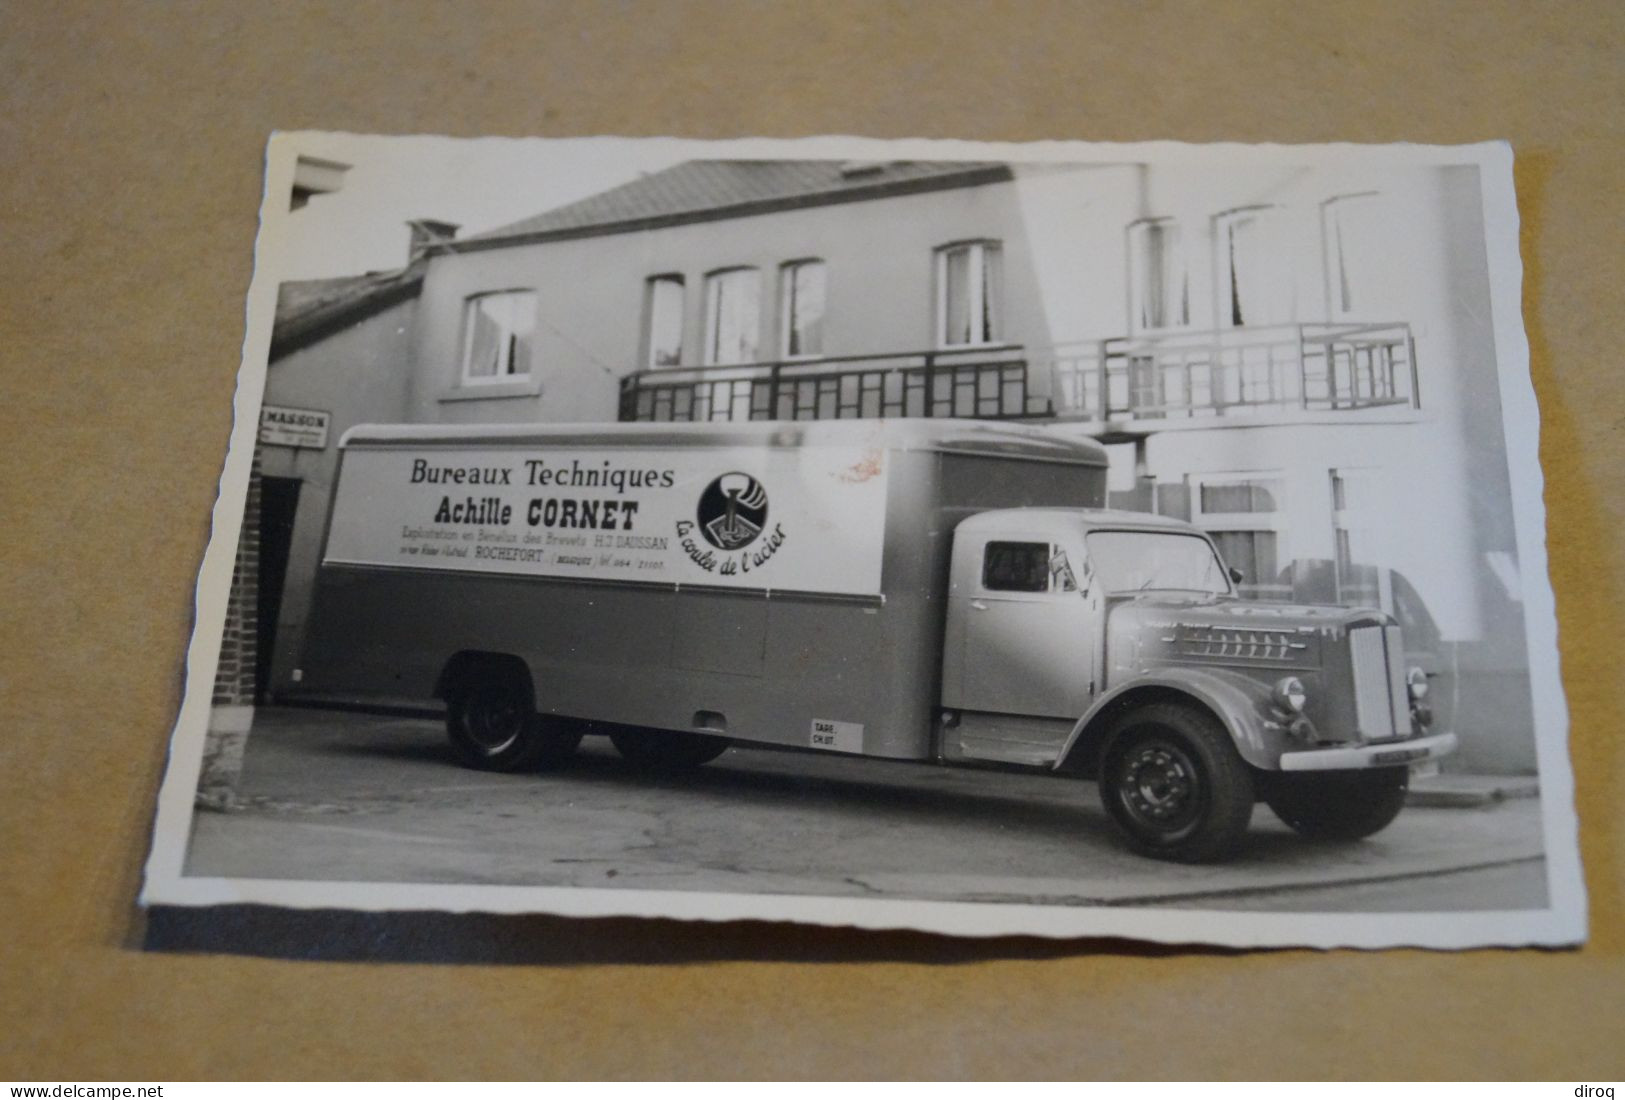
[983,542,1051,593]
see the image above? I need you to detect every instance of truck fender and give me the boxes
[434,650,535,703]
[1051,667,1277,774]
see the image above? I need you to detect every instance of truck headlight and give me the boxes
[1273,675,1307,713]
[1407,666,1429,700]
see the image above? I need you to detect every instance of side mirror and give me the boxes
[1050,547,1089,597]
[1228,566,1244,585]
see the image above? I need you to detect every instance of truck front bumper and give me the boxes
[1277,731,1458,772]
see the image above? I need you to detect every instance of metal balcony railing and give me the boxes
[617,323,1419,426]
[618,345,1049,423]
[1045,322,1419,423]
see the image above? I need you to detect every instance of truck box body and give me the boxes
[297,420,1108,760]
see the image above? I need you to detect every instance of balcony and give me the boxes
[1046,322,1419,432]
[618,322,1419,431]
[619,345,1048,423]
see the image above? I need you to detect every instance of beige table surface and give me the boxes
[2,0,1622,1080]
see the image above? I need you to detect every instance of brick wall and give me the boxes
[213,447,262,707]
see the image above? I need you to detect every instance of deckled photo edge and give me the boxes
[140,135,1583,949]
[1477,145,1587,943]
[143,137,301,893]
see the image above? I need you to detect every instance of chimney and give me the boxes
[407,218,460,262]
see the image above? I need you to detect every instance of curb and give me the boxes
[1407,775,1541,808]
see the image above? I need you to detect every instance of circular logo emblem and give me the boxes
[697,472,769,550]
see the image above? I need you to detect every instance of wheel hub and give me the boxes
[1123,745,1194,822]
[468,693,523,752]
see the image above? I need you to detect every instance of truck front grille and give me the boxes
[1349,625,1413,741]
[1384,624,1412,737]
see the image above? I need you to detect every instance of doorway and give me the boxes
[256,476,302,705]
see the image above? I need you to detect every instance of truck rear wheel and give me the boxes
[1099,703,1255,863]
[1263,768,1409,840]
[610,729,731,771]
[445,672,580,773]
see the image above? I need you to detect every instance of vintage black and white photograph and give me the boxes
[142,134,1583,947]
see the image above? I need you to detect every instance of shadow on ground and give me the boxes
[260,733,1322,867]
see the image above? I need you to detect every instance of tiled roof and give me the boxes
[452,159,1014,251]
[270,263,425,360]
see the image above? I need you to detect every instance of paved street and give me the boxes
[184,707,1549,911]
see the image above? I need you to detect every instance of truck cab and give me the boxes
[942,508,1457,861]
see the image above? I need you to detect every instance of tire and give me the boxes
[445,670,581,772]
[1264,767,1409,841]
[610,728,731,771]
[1099,703,1255,863]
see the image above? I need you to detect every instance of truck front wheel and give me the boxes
[445,673,581,773]
[610,729,731,771]
[1263,768,1409,841]
[1099,703,1255,863]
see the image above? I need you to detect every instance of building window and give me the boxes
[1128,218,1189,331]
[936,241,1003,347]
[460,290,536,383]
[703,267,761,365]
[1191,473,1288,599]
[644,275,685,368]
[1323,193,1385,320]
[1216,207,1291,327]
[779,259,827,359]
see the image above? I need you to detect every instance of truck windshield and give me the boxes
[1085,530,1231,595]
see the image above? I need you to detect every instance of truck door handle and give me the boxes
[971,600,989,611]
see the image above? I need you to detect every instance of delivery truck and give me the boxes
[296,418,1455,861]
